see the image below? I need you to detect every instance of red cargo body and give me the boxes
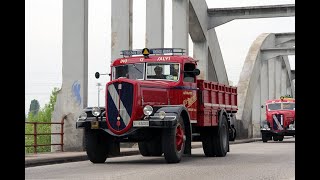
[196,80,238,127]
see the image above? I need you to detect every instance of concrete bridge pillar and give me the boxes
[111,0,132,60]
[51,0,88,152]
[172,0,189,55]
[146,0,164,48]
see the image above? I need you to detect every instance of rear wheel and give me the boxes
[162,116,186,163]
[201,127,216,157]
[213,115,229,157]
[85,129,109,163]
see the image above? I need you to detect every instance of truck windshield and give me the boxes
[146,63,180,81]
[113,63,144,80]
[268,102,295,111]
[282,102,295,110]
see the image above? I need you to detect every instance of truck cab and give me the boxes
[260,96,295,142]
[76,48,237,163]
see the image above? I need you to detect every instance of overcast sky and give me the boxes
[25,0,295,114]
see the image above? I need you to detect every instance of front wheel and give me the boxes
[262,132,269,142]
[162,115,186,163]
[85,129,109,163]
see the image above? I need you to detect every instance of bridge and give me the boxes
[50,0,295,151]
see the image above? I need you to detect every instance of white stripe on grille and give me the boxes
[272,115,283,130]
[108,84,130,126]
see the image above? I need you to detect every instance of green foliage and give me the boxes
[29,99,40,115]
[25,87,60,154]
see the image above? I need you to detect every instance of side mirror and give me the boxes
[95,72,100,79]
[193,69,200,76]
[261,105,264,108]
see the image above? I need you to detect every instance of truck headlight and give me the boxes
[92,107,101,117]
[263,124,269,129]
[79,112,87,120]
[159,111,166,119]
[143,105,153,116]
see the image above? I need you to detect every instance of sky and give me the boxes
[25,0,295,115]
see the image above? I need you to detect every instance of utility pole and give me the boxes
[97,83,102,107]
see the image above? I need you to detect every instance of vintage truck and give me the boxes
[76,48,238,163]
[260,96,295,142]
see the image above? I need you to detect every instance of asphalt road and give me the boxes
[25,137,295,180]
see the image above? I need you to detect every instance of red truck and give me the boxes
[260,96,295,142]
[76,48,238,163]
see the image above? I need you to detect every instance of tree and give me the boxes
[29,99,40,116]
[25,87,61,153]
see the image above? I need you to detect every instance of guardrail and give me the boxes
[25,118,65,154]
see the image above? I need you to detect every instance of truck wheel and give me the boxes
[200,128,216,157]
[85,129,109,163]
[138,142,150,156]
[213,115,229,157]
[262,132,269,142]
[278,136,284,141]
[229,127,236,141]
[138,136,162,156]
[162,115,186,163]
[273,136,279,141]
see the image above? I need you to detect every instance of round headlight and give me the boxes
[92,107,101,117]
[143,105,153,116]
[79,112,87,120]
[159,111,166,119]
[289,124,294,128]
[263,124,269,129]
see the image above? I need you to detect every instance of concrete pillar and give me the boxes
[268,58,276,99]
[51,0,88,152]
[172,0,189,55]
[111,0,133,60]
[275,57,282,98]
[146,0,164,48]
[260,59,268,122]
[281,65,287,96]
[207,29,228,84]
[193,41,208,80]
[252,77,261,138]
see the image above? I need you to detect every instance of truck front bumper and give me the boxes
[76,116,177,129]
[260,129,295,136]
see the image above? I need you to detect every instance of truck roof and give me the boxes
[111,48,198,67]
[112,55,197,67]
[266,98,295,104]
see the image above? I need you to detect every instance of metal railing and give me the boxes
[25,118,65,154]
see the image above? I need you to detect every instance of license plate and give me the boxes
[91,121,99,129]
[133,121,149,127]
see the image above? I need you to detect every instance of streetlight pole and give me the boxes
[97,83,101,107]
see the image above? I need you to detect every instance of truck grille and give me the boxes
[107,82,134,132]
[272,114,283,130]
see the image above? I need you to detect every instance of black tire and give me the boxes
[85,129,109,163]
[278,135,284,141]
[138,136,162,156]
[262,133,269,142]
[200,128,216,157]
[213,115,229,157]
[162,115,186,163]
[138,141,150,156]
[273,135,279,141]
[229,126,236,141]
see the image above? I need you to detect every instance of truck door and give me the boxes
[182,63,198,122]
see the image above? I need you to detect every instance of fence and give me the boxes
[25,118,65,154]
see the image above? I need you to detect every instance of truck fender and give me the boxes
[154,105,192,155]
